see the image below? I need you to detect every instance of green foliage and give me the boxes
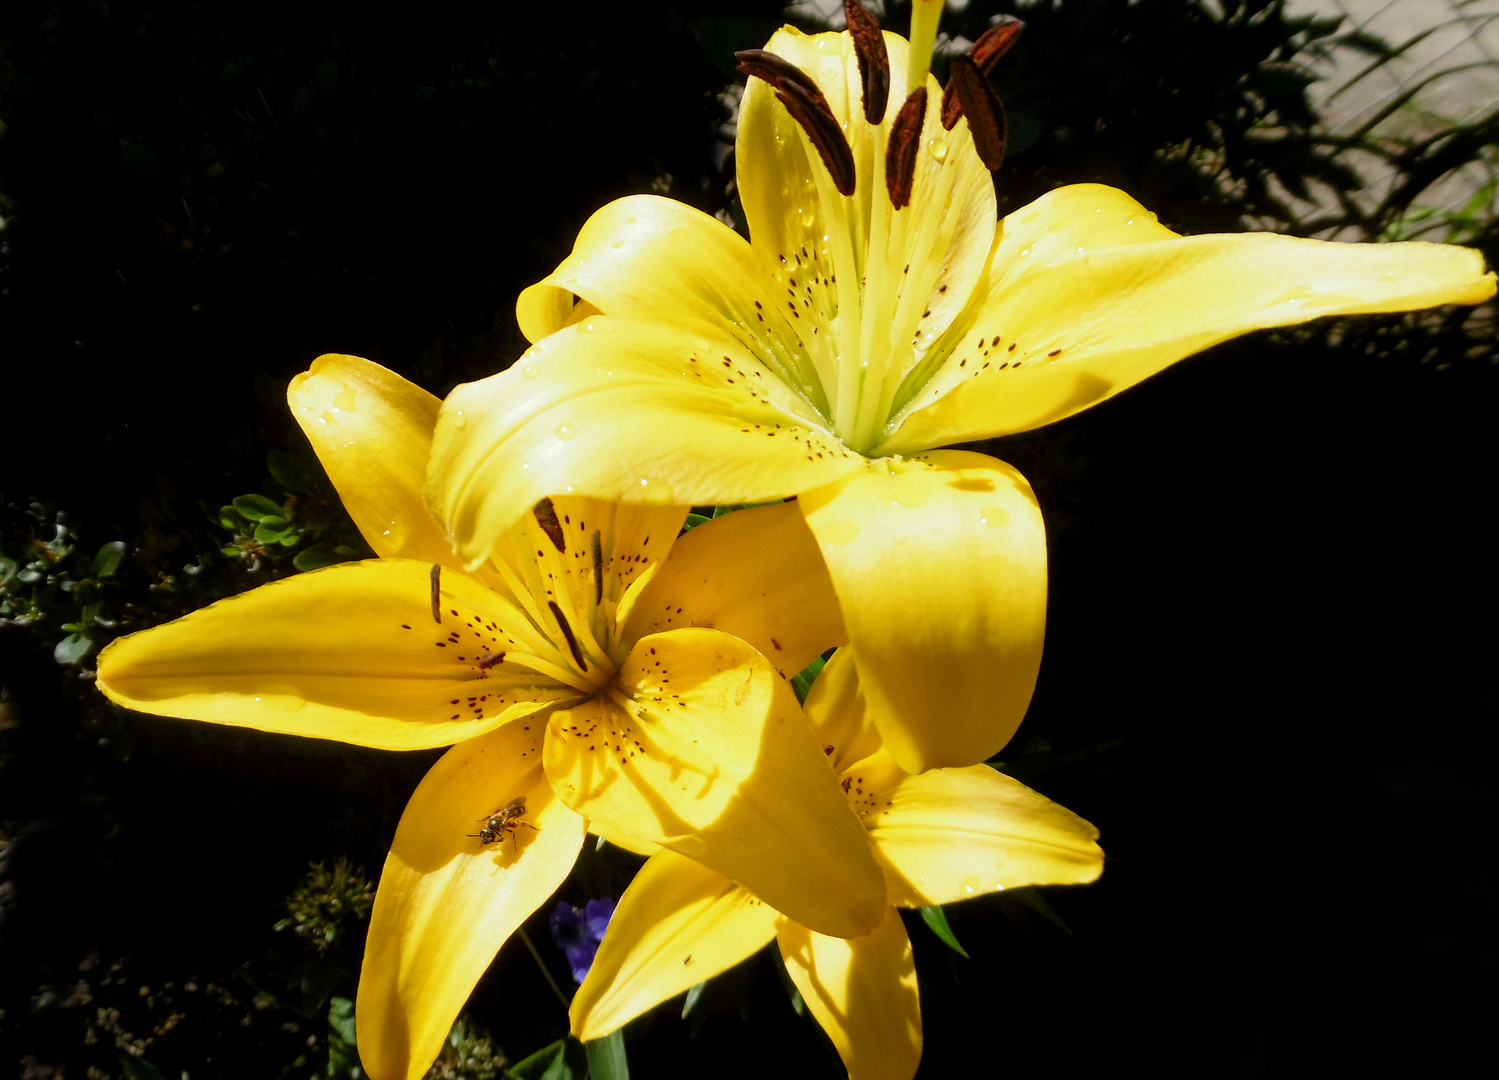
[0,500,125,667]
[790,654,827,705]
[275,858,376,957]
[215,451,366,571]
[920,905,971,959]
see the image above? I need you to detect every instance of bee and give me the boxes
[469,795,540,850]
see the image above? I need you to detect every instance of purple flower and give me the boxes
[549,897,615,984]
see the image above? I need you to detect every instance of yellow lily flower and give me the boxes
[566,647,1103,1080]
[425,14,1497,776]
[95,355,886,1080]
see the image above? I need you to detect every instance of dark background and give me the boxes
[2,1,1495,1076]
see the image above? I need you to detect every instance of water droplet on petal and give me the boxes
[332,388,357,412]
[927,136,948,162]
[555,424,577,441]
[611,240,624,250]
[578,316,615,335]
[453,412,468,429]
[979,505,1010,528]
[799,207,815,227]
[522,365,539,379]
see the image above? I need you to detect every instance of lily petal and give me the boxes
[738,28,996,430]
[621,501,846,679]
[799,451,1046,772]
[861,762,1103,907]
[97,559,580,750]
[570,850,777,1041]
[288,354,456,567]
[883,185,1497,451]
[356,722,586,1080]
[776,907,921,1080]
[801,647,884,774]
[542,627,885,938]
[427,315,864,570]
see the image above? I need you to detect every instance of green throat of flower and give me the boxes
[736,1,1019,455]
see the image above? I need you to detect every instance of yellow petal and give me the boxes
[517,196,761,342]
[801,648,884,774]
[799,451,1047,772]
[737,28,996,441]
[882,185,1497,451]
[570,850,776,1041]
[621,501,846,679]
[542,627,885,938]
[861,762,1103,906]
[427,315,862,570]
[96,558,580,750]
[776,907,921,1080]
[356,722,586,1080]
[288,354,456,566]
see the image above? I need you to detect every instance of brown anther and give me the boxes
[591,528,604,605]
[533,497,566,553]
[478,650,506,670]
[941,16,1023,131]
[734,49,832,114]
[737,48,856,197]
[547,600,588,672]
[774,80,857,197]
[844,0,889,123]
[947,55,1007,170]
[885,86,927,210]
[429,564,442,624]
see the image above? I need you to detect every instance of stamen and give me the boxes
[948,56,1007,170]
[885,87,927,210]
[429,564,442,624]
[736,49,856,197]
[941,17,1023,130]
[478,650,506,669]
[533,497,566,553]
[844,0,889,123]
[773,81,857,197]
[548,599,588,672]
[591,528,604,605]
[735,50,830,112]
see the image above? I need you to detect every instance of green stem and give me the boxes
[517,926,572,1011]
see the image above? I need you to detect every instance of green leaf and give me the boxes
[294,543,345,572]
[920,905,970,958]
[116,1054,168,1080]
[584,1029,630,1080]
[219,505,246,530]
[54,633,94,666]
[681,981,706,1019]
[508,1040,573,1080]
[94,540,127,578]
[254,523,293,544]
[770,944,805,1016]
[220,545,243,557]
[680,513,712,534]
[326,995,360,1078]
[790,655,827,704]
[233,493,286,522]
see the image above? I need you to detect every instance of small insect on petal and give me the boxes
[429,564,442,624]
[885,87,927,210]
[942,16,1023,131]
[948,55,1008,170]
[844,0,889,123]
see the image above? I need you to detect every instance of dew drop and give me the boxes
[332,387,358,412]
[453,411,468,429]
[927,136,948,162]
[611,240,624,250]
[522,365,539,379]
[578,316,615,335]
[979,505,1010,528]
[799,207,815,227]
[1020,248,1031,257]
[555,424,577,441]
